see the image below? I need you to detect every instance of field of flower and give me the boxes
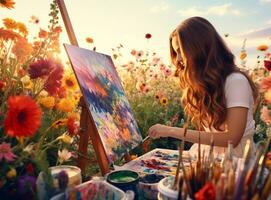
[0,0,271,198]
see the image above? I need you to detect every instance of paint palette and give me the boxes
[118,148,195,176]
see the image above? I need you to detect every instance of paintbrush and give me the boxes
[233,139,251,200]
[142,135,151,143]
[173,141,184,190]
[173,125,187,190]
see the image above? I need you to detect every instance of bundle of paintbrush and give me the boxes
[174,134,271,200]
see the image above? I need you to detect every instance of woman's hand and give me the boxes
[147,124,171,139]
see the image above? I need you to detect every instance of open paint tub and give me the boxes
[157,176,178,200]
[139,174,165,200]
[50,178,128,200]
[106,170,139,197]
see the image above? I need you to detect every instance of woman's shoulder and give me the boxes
[226,72,247,82]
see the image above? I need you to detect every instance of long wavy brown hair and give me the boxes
[169,17,258,130]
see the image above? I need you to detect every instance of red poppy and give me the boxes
[145,33,152,39]
[195,182,215,200]
[4,96,41,137]
[264,60,271,71]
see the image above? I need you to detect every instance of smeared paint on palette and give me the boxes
[119,148,194,176]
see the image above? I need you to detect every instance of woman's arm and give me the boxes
[148,107,248,148]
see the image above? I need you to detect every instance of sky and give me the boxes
[1,0,271,67]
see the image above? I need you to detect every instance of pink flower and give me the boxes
[0,143,16,162]
[163,68,172,76]
[135,50,144,60]
[159,63,166,71]
[261,106,271,124]
[130,49,136,56]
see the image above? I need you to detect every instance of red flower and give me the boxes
[28,59,54,79]
[145,33,152,39]
[67,115,79,135]
[44,61,64,95]
[0,80,6,90]
[4,96,41,137]
[26,163,35,174]
[195,182,215,200]
[264,60,271,71]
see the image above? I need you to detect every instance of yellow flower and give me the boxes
[63,74,78,91]
[160,97,169,106]
[21,75,33,89]
[51,119,67,129]
[6,168,16,179]
[240,51,247,60]
[257,45,269,52]
[57,133,73,144]
[57,98,75,113]
[3,18,17,29]
[16,22,28,36]
[39,96,55,109]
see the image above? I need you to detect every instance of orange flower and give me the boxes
[3,18,17,29]
[16,22,28,36]
[0,28,21,41]
[4,96,41,137]
[257,45,269,51]
[38,28,48,38]
[260,75,271,92]
[12,38,33,61]
[0,0,15,9]
[86,37,94,44]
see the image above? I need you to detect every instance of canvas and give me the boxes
[64,44,142,163]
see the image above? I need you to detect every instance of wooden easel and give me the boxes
[57,0,139,176]
[57,0,110,175]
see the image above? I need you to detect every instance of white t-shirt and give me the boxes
[224,72,255,137]
[189,72,255,157]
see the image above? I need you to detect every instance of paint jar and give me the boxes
[50,177,128,200]
[37,165,82,200]
[106,170,139,198]
[139,174,165,199]
[157,176,178,200]
[50,165,82,188]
